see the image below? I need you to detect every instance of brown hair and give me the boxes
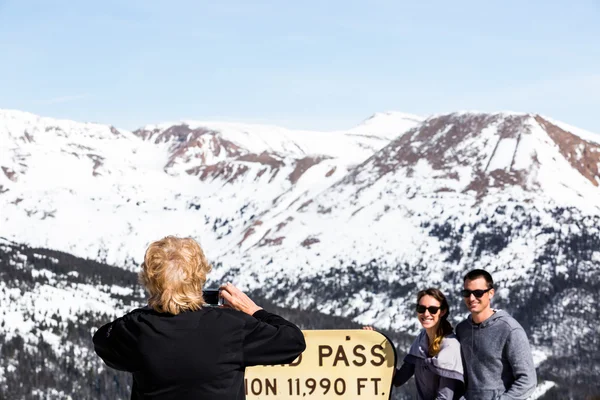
[464,269,494,288]
[417,288,453,357]
[139,236,212,315]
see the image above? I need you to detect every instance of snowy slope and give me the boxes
[0,238,568,400]
[0,109,423,267]
[346,111,424,140]
[2,110,599,285]
[1,108,599,398]
[219,113,600,307]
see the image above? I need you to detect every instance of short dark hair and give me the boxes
[463,269,494,289]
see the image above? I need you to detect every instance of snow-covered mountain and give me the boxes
[1,108,599,398]
[223,112,600,294]
[0,109,423,266]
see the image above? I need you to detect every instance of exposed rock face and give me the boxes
[535,115,600,187]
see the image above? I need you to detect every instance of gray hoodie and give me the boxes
[455,310,537,400]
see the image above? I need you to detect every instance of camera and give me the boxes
[202,288,223,306]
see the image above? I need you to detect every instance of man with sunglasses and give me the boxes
[455,269,536,400]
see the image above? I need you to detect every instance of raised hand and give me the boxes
[219,282,263,316]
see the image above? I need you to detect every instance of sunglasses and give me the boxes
[461,287,493,298]
[415,305,441,314]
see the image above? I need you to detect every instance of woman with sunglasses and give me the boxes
[366,288,464,399]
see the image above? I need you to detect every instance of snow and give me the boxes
[346,111,424,139]
[524,120,600,210]
[0,108,425,270]
[141,112,423,163]
[529,380,557,399]
[531,347,551,367]
[109,285,134,296]
[0,110,600,398]
[1,108,599,362]
[486,138,518,171]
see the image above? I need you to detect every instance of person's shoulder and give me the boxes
[416,328,427,339]
[442,333,459,344]
[440,334,461,351]
[212,306,248,318]
[127,306,153,315]
[409,329,427,346]
[455,319,470,332]
[493,310,525,331]
[201,306,258,325]
[116,306,152,323]
[456,319,468,328]
[96,307,152,338]
[112,306,174,330]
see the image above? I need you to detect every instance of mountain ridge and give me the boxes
[1,107,599,398]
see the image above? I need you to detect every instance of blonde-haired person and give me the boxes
[93,236,306,400]
[365,288,464,399]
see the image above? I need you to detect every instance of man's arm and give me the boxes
[501,328,537,399]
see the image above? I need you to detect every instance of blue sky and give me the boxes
[1,0,599,133]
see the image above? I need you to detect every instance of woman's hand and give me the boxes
[362,326,375,331]
[219,282,263,316]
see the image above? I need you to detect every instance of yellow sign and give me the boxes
[245,330,397,399]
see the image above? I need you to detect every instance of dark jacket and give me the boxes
[93,306,306,400]
[455,310,537,400]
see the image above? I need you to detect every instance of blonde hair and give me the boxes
[417,288,453,357]
[139,236,212,315]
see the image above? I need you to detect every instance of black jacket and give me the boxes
[93,306,306,399]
